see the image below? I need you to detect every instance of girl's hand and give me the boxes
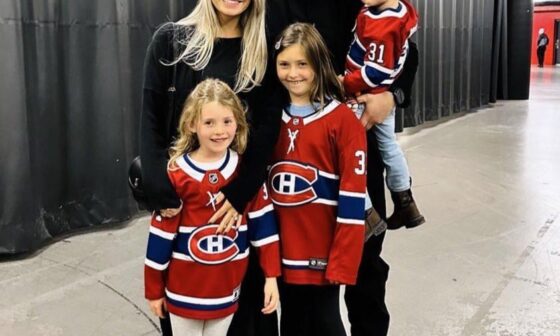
[208,193,242,234]
[160,201,183,218]
[356,91,395,129]
[261,277,279,314]
[148,298,167,319]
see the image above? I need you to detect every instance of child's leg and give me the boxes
[373,108,410,192]
[203,315,234,336]
[373,109,425,230]
[169,313,204,336]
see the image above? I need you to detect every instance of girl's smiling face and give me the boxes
[276,44,316,106]
[190,101,237,160]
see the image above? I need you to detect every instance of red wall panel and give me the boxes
[532,6,560,65]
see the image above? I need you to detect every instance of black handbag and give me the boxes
[128,33,178,211]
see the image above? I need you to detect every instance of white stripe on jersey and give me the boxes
[282,258,309,266]
[365,61,393,75]
[318,170,339,180]
[337,217,365,225]
[354,33,367,51]
[145,258,169,271]
[150,226,175,240]
[340,190,366,198]
[313,199,339,206]
[251,234,279,247]
[248,204,274,219]
[172,248,250,262]
[166,289,238,305]
[361,67,379,88]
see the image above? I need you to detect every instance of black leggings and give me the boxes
[280,282,346,336]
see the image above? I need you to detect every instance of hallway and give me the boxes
[0,66,559,336]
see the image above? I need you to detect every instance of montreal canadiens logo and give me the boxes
[188,224,240,265]
[269,161,318,206]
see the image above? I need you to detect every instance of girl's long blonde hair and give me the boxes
[168,79,249,168]
[274,23,344,107]
[173,0,267,93]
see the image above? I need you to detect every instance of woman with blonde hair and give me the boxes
[140,1,284,335]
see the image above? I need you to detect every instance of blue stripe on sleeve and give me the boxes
[249,212,278,242]
[348,42,365,66]
[146,234,174,265]
[364,64,392,86]
[338,194,366,221]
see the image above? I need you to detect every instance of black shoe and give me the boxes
[387,189,425,230]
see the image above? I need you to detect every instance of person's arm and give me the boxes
[245,184,281,314]
[144,171,181,303]
[217,71,285,212]
[140,27,182,211]
[325,108,367,285]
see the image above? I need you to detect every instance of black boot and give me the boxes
[365,207,387,241]
[387,189,425,230]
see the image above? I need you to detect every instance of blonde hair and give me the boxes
[168,79,249,168]
[173,0,267,93]
[274,23,344,107]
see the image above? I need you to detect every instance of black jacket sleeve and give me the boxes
[220,67,286,212]
[139,27,182,211]
[390,41,419,109]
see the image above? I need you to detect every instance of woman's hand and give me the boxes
[208,193,242,234]
[261,277,279,314]
[148,298,167,319]
[160,201,183,218]
[356,91,395,129]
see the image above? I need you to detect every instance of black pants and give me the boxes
[280,283,346,336]
[344,233,390,336]
[227,247,279,336]
[537,46,546,66]
[343,129,391,336]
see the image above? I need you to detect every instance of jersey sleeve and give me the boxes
[246,184,281,278]
[144,171,182,300]
[325,107,366,285]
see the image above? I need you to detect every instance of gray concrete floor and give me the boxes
[1,66,559,336]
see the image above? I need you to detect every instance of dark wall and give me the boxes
[401,0,495,129]
[0,0,195,256]
[0,0,531,255]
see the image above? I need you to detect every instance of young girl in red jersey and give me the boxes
[270,23,367,336]
[144,79,280,336]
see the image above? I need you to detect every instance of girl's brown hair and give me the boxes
[274,22,344,107]
[168,79,249,168]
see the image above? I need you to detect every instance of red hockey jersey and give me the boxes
[144,149,281,320]
[269,100,366,285]
[344,0,418,95]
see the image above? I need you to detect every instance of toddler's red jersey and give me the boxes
[344,0,418,95]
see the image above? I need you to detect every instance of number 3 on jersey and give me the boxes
[355,150,366,175]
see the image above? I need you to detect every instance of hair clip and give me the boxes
[274,37,282,50]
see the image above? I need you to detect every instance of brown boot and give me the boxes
[387,189,425,230]
[365,207,387,241]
